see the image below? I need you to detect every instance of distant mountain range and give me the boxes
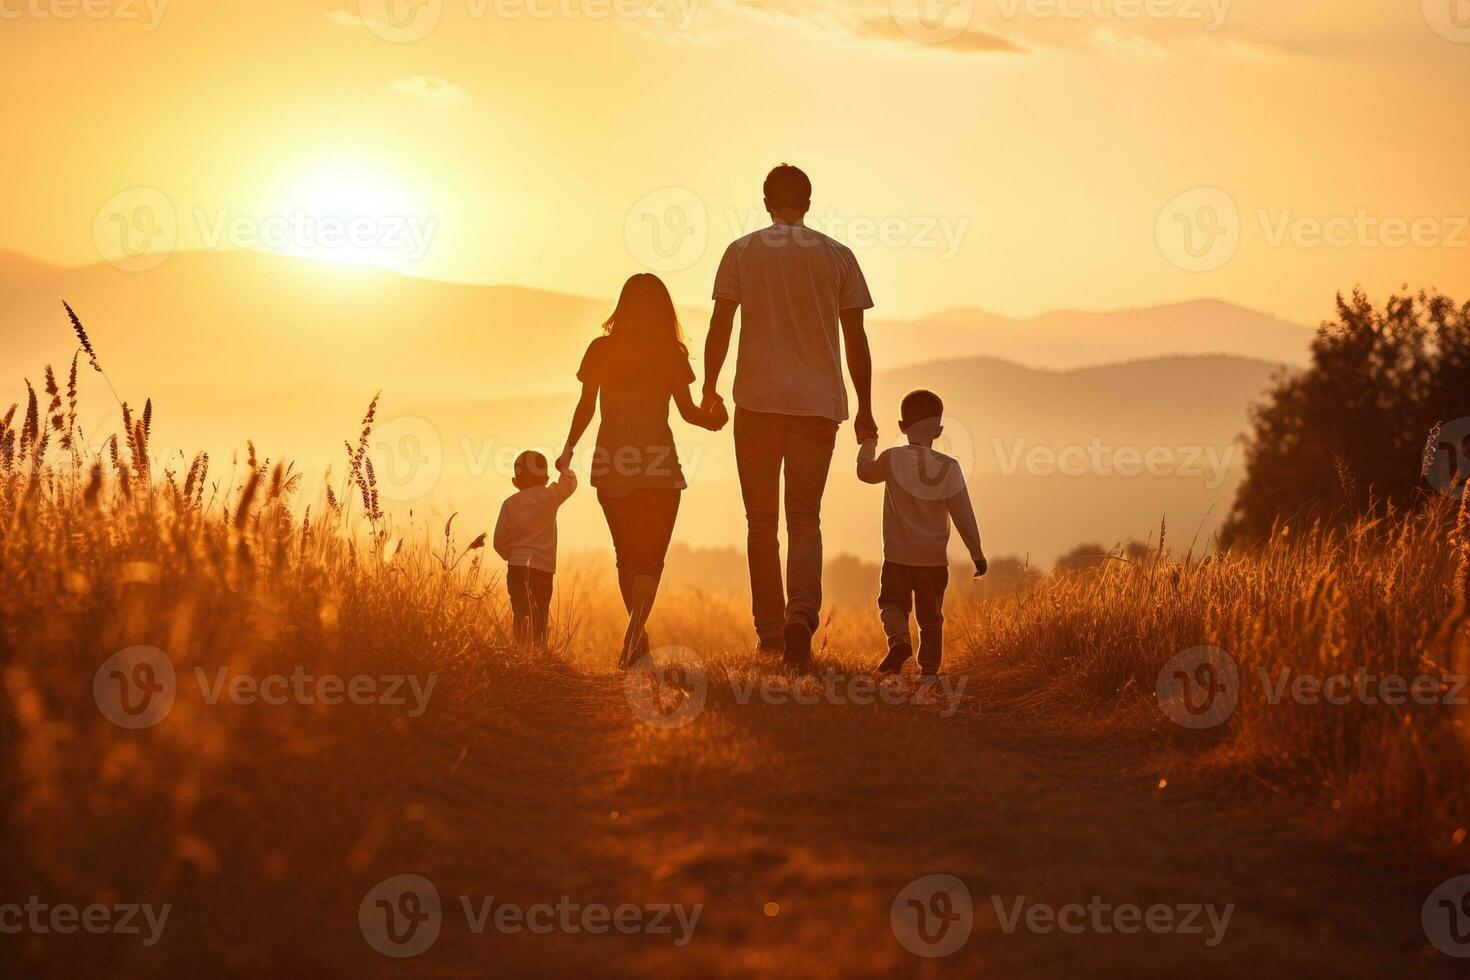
[1,249,1306,563]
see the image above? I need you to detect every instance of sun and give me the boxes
[267,164,434,272]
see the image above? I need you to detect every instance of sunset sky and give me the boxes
[2,0,1468,323]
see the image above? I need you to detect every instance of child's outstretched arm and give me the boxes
[945,468,986,575]
[550,469,578,504]
[674,383,727,431]
[856,438,887,484]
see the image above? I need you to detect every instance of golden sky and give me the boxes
[2,0,1468,322]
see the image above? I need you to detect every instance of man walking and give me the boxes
[701,164,877,670]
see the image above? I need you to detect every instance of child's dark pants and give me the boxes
[507,565,554,645]
[878,562,949,670]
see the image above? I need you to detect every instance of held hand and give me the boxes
[700,389,725,414]
[973,557,988,579]
[707,399,730,432]
[554,449,574,475]
[854,408,879,444]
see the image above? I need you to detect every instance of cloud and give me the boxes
[857,15,1026,53]
[323,8,366,30]
[389,76,471,101]
[685,0,1027,56]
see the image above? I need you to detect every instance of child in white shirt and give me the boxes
[857,389,986,676]
[493,451,577,646]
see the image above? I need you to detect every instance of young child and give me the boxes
[493,450,577,646]
[857,389,987,676]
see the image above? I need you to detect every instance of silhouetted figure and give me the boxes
[494,450,577,646]
[701,164,877,671]
[857,390,987,676]
[558,274,727,667]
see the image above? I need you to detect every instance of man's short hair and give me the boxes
[764,164,812,211]
[900,389,944,425]
[514,450,549,485]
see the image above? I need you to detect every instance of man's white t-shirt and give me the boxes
[712,224,874,422]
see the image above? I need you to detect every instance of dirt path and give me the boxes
[328,655,1464,978]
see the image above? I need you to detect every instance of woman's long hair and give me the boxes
[601,273,689,363]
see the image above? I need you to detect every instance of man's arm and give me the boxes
[701,298,738,411]
[840,308,877,442]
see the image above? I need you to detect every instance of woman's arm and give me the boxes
[556,381,598,472]
[673,384,726,431]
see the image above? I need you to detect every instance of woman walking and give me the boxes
[556,273,728,666]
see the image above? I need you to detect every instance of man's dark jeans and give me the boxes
[733,408,839,646]
[878,562,949,670]
[507,565,554,646]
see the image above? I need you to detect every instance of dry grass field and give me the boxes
[4,339,1470,977]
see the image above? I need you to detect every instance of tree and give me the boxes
[1221,289,1470,547]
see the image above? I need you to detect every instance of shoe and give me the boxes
[918,664,940,677]
[878,643,912,675]
[782,619,814,672]
[757,638,785,657]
